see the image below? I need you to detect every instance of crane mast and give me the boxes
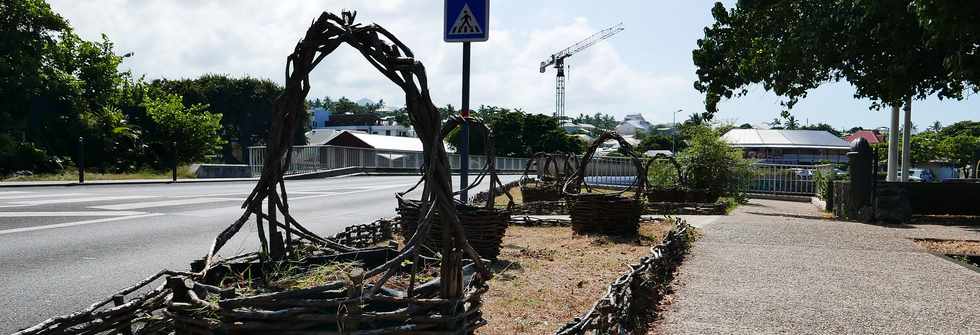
[539,23,624,120]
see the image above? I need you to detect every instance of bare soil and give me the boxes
[913,238,980,255]
[476,219,674,334]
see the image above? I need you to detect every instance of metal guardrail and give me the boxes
[247,145,530,177]
[741,163,833,196]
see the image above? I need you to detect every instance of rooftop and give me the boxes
[722,129,850,150]
[325,131,441,152]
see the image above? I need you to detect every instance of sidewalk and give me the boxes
[659,199,980,334]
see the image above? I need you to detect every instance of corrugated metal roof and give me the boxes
[325,131,449,152]
[305,129,344,145]
[722,129,850,150]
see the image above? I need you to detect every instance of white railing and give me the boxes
[740,163,833,195]
[248,145,530,177]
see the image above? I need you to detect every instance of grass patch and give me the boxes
[1,166,196,182]
[476,218,677,334]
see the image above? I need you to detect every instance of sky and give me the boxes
[49,0,977,130]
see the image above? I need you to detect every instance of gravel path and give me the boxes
[659,199,980,335]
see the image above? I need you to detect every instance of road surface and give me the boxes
[0,175,512,333]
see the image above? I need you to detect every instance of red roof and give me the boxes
[844,130,883,144]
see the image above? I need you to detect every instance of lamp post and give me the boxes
[672,109,682,154]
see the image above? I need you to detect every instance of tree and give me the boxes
[676,125,752,198]
[572,113,618,130]
[738,123,753,129]
[153,75,287,163]
[141,94,224,165]
[801,123,842,137]
[446,109,583,157]
[938,134,980,168]
[0,0,70,132]
[940,121,980,138]
[693,1,980,118]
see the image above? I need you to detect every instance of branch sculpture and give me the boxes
[13,10,492,335]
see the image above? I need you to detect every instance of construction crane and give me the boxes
[539,23,624,120]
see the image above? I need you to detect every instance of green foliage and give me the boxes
[801,123,842,137]
[154,75,288,162]
[693,1,980,117]
[634,131,676,152]
[445,109,583,157]
[813,168,839,201]
[646,159,680,190]
[938,134,980,168]
[571,113,618,130]
[141,94,224,165]
[675,125,753,198]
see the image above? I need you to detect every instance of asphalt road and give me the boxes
[0,175,513,333]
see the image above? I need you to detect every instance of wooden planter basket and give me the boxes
[564,132,647,238]
[397,198,509,260]
[396,116,513,260]
[518,152,578,203]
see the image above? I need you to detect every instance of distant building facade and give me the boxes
[614,114,652,136]
[722,129,851,164]
[308,108,416,138]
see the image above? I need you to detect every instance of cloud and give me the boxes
[50,0,690,122]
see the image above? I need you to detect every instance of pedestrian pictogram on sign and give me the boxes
[449,4,482,34]
[444,0,489,42]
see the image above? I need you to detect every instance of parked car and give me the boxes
[791,168,814,179]
[899,168,935,182]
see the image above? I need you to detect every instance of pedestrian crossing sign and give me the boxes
[444,0,489,42]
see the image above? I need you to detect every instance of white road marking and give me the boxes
[0,213,164,235]
[0,211,147,217]
[89,197,242,210]
[10,195,156,206]
[0,191,31,196]
[0,193,89,200]
[288,184,410,200]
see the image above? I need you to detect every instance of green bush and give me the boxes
[141,94,225,166]
[0,134,62,175]
[676,126,753,200]
[646,159,681,190]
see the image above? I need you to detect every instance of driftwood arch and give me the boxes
[203,10,488,306]
[563,131,647,198]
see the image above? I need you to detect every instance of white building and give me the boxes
[614,114,653,136]
[722,129,851,164]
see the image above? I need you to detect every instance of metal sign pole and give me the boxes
[460,41,471,202]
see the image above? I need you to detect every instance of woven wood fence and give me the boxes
[556,219,693,334]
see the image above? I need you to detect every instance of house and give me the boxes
[844,130,885,145]
[309,107,330,129]
[561,121,597,135]
[305,129,344,145]
[614,114,652,136]
[325,131,427,152]
[722,129,851,164]
[313,111,416,138]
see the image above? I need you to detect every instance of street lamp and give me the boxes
[672,109,682,154]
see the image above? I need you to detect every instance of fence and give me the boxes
[248,145,530,177]
[740,163,833,196]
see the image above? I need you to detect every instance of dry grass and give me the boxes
[477,219,675,334]
[493,186,635,207]
[913,238,980,256]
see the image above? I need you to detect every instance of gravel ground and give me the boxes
[658,199,980,335]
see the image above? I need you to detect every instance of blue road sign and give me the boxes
[444,0,489,42]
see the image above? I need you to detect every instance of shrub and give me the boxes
[0,134,62,175]
[676,126,752,200]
